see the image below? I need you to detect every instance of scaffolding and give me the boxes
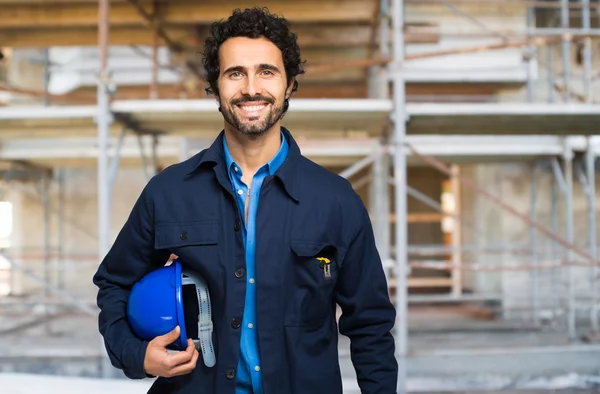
[0,0,599,392]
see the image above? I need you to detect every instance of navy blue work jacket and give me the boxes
[93,127,398,394]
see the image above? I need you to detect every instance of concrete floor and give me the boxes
[1,303,600,393]
[432,392,593,393]
[2,372,596,394]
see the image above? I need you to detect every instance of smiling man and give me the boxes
[93,7,398,394]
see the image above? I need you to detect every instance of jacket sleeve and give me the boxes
[92,184,170,379]
[334,192,398,394]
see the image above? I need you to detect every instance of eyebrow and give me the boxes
[223,65,245,75]
[258,63,281,73]
[223,64,281,75]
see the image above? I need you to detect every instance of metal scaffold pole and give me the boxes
[564,145,576,340]
[560,0,571,103]
[581,0,593,102]
[530,165,539,323]
[526,4,536,102]
[98,0,114,379]
[586,137,598,335]
[391,0,408,392]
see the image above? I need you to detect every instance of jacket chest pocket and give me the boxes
[290,241,340,287]
[154,221,219,269]
[287,240,342,327]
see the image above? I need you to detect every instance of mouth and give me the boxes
[235,102,269,117]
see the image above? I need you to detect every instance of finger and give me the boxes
[165,341,195,367]
[155,326,180,346]
[167,348,199,377]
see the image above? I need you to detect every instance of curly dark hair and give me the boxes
[202,7,305,98]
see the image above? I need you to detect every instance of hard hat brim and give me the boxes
[173,260,189,350]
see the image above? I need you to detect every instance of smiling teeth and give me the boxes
[241,105,266,111]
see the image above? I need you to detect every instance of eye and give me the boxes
[261,70,274,76]
[229,71,242,78]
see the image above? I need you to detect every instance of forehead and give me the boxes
[218,36,284,70]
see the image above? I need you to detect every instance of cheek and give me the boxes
[218,80,240,102]
[265,82,288,100]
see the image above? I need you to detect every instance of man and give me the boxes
[93,7,397,394]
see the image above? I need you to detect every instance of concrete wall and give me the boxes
[405,3,529,84]
[460,164,505,297]
[460,161,600,321]
[526,41,600,104]
[4,166,149,302]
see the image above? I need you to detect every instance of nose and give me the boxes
[241,74,260,97]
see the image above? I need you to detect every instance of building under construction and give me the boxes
[0,0,599,393]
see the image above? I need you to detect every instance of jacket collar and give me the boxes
[186,126,301,202]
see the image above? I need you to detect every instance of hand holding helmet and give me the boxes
[143,325,199,378]
[127,260,217,378]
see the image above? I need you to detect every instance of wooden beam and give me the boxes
[408,277,452,288]
[405,0,600,9]
[406,82,524,96]
[0,0,376,29]
[0,23,438,48]
[63,82,367,100]
[8,80,524,105]
[0,83,95,104]
[10,80,522,105]
[389,277,453,288]
[408,212,444,223]
[0,26,192,48]
[0,125,122,140]
[306,34,589,76]
[18,154,364,170]
[450,164,462,297]
[389,212,445,223]
[294,83,367,99]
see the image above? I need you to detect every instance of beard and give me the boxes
[220,95,284,136]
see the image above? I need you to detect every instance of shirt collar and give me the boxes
[222,130,289,177]
[187,126,301,202]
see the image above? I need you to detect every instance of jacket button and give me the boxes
[234,220,242,231]
[180,230,187,240]
[226,368,236,380]
[234,268,245,279]
[231,317,242,329]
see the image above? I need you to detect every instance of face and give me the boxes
[217,36,292,136]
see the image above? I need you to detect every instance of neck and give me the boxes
[223,122,282,175]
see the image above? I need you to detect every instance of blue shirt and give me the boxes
[223,130,289,394]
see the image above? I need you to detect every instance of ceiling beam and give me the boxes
[0,0,376,29]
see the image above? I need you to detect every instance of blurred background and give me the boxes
[1,0,600,393]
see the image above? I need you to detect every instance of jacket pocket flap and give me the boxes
[155,221,218,249]
[291,240,335,258]
[291,240,348,268]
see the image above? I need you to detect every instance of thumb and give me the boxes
[156,325,181,346]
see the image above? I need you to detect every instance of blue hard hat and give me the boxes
[127,261,188,350]
[127,260,216,367]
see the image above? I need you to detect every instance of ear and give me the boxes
[285,79,295,99]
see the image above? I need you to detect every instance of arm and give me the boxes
[334,193,398,394]
[92,185,170,379]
